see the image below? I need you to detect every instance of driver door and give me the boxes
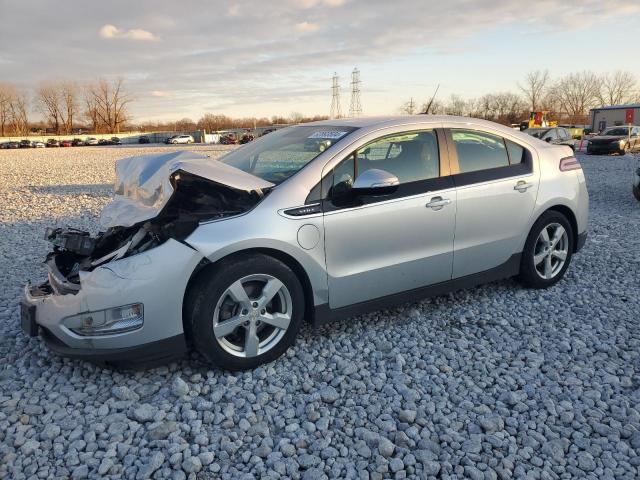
[322,129,456,309]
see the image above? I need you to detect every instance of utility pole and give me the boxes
[330,73,342,119]
[349,68,362,117]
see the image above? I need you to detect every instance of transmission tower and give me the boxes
[349,67,362,117]
[330,73,342,119]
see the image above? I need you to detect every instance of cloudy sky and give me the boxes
[1,0,639,121]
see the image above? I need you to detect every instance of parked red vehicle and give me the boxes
[60,140,73,147]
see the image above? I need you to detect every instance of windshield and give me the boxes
[602,127,629,136]
[525,128,550,139]
[219,125,358,184]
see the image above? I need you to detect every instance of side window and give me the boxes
[506,140,525,164]
[356,130,440,184]
[451,129,510,173]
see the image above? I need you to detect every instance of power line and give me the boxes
[330,72,342,119]
[349,67,362,117]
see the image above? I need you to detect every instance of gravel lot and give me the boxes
[0,146,639,480]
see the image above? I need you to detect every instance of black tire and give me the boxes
[185,253,305,371]
[633,184,640,202]
[518,210,574,289]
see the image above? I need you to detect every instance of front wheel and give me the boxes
[633,184,640,201]
[185,253,305,370]
[518,211,574,289]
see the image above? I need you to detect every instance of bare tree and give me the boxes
[83,85,101,133]
[289,112,304,124]
[174,117,196,131]
[35,83,63,134]
[550,71,599,121]
[400,98,416,115]
[519,70,550,111]
[197,113,233,132]
[0,83,13,137]
[60,81,78,134]
[596,71,637,106]
[8,90,29,135]
[87,78,131,133]
[444,94,468,116]
[0,84,29,136]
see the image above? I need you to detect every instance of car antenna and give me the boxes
[422,84,440,115]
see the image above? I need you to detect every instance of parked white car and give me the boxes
[165,134,194,144]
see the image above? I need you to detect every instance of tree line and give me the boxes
[2,69,638,137]
[0,78,131,136]
[137,112,329,134]
[402,70,640,125]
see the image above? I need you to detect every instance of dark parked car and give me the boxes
[139,136,150,144]
[587,126,640,155]
[524,127,576,150]
[111,137,122,145]
[239,133,254,144]
[46,139,60,147]
[19,139,33,148]
[72,138,85,147]
[2,141,20,149]
[219,134,237,145]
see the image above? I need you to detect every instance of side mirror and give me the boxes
[352,169,399,194]
[545,137,552,143]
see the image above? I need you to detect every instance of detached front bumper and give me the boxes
[21,239,204,367]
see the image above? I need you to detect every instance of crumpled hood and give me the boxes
[100,150,274,228]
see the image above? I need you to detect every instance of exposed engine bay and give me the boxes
[39,152,274,295]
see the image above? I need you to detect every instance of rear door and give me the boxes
[446,128,539,278]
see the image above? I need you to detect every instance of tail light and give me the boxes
[559,156,581,171]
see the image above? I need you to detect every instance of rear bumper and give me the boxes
[587,144,622,154]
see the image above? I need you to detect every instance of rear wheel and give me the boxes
[185,253,305,370]
[518,211,574,289]
[633,184,640,201]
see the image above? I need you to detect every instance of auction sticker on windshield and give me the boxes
[308,130,349,140]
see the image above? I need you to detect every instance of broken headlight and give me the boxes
[68,303,144,336]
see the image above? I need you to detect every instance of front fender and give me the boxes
[185,211,328,305]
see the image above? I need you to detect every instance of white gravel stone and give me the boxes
[0,147,639,479]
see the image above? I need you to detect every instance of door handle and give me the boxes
[514,180,534,193]
[426,196,451,210]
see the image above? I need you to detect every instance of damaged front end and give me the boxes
[21,151,274,361]
[36,151,274,296]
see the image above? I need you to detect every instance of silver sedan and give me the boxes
[22,116,589,370]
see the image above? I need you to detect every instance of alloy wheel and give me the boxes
[533,223,569,280]
[212,274,293,358]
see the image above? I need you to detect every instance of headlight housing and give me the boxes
[619,140,626,149]
[67,303,144,336]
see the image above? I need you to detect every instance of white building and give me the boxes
[590,104,640,132]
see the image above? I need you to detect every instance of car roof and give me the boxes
[301,115,532,137]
